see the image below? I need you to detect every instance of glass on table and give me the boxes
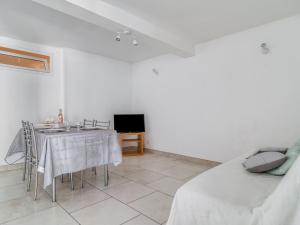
[65,121,71,131]
[75,121,81,131]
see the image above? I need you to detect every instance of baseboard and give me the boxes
[0,163,24,172]
[144,148,220,167]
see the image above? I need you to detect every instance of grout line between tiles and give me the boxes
[56,201,82,225]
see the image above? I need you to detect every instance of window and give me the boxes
[0,46,50,73]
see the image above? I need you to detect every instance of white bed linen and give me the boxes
[166,153,300,225]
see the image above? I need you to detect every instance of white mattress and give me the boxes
[167,153,300,225]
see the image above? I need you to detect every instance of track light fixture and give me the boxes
[132,38,139,47]
[114,30,139,47]
[115,32,121,42]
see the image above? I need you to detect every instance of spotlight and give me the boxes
[260,43,270,54]
[115,33,121,42]
[132,39,139,46]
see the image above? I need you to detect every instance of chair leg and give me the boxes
[81,170,84,188]
[22,156,27,181]
[93,167,97,175]
[34,168,38,200]
[104,165,108,187]
[70,173,74,190]
[61,174,64,183]
[52,177,56,202]
[27,163,32,192]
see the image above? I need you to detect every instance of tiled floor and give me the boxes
[0,152,216,225]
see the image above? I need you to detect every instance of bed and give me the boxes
[167,153,300,225]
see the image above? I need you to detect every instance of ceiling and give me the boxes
[0,0,299,63]
[101,0,300,43]
[0,0,173,63]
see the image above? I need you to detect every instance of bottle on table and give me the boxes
[58,109,64,124]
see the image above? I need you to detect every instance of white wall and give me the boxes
[2,15,300,165]
[0,36,63,165]
[0,40,132,166]
[132,15,300,162]
[63,48,132,125]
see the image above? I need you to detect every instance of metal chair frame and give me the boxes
[83,119,95,127]
[23,122,39,200]
[21,121,29,181]
[94,120,110,130]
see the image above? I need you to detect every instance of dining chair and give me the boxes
[91,120,110,176]
[24,122,39,200]
[21,121,29,182]
[94,120,110,130]
[83,119,95,127]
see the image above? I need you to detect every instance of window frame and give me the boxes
[0,46,51,73]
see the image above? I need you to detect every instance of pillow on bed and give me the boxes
[243,152,287,173]
[267,145,300,176]
[257,147,288,154]
[247,147,288,159]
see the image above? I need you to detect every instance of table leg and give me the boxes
[70,173,74,190]
[80,170,84,188]
[104,165,108,187]
[52,177,56,202]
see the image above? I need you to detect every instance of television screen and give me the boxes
[114,114,145,133]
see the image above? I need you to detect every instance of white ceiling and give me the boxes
[101,0,300,43]
[0,0,300,62]
[0,0,173,62]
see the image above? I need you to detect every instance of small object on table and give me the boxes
[58,109,64,124]
[64,120,71,131]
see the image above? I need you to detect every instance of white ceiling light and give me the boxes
[132,38,139,47]
[115,32,121,41]
[114,30,139,46]
[114,30,131,42]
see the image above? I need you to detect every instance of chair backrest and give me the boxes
[83,119,95,127]
[94,120,110,130]
[21,120,28,154]
[23,122,38,162]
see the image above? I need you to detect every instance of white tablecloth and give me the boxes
[6,128,122,188]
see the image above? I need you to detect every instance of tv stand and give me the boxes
[118,132,145,156]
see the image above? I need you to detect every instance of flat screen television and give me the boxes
[114,114,145,133]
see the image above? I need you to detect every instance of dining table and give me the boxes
[5,126,122,202]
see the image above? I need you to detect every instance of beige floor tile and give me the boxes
[147,177,185,196]
[129,192,173,224]
[122,154,159,166]
[58,188,110,213]
[174,160,213,173]
[0,190,55,224]
[160,165,199,180]
[3,206,78,225]
[0,169,23,188]
[103,181,154,203]
[0,183,27,203]
[45,176,94,198]
[126,170,166,185]
[109,164,144,176]
[123,215,159,225]
[73,167,105,180]
[140,158,178,173]
[72,198,139,225]
[85,172,130,190]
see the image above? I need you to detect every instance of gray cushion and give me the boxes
[257,147,288,154]
[247,147,288,159]
[242,152,287,173]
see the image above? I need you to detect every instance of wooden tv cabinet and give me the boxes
[118,132,145,156]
